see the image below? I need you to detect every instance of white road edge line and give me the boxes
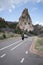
[0,54,6,58]
[25,51,28,54]
[20,58,24,63]
[0,40,22,51]
[11,39,27,51]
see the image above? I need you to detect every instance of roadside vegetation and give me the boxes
[35,37,43,51]
[0,32,21,40]
[0,17,43,40]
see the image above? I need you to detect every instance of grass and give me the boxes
[35,37,43,51]
[0,32,21,40]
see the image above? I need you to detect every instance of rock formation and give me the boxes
[33,24,43,35]
[17,8,33,32]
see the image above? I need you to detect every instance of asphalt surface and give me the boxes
[0,37,43,65]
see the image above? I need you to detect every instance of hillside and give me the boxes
[33,24,43,36]
[0,8,43,36]
[0,17,18,32]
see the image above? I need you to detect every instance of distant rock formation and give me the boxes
[33,24,43,35]
[17,8,33,31]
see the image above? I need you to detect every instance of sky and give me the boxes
[0,0,43,25]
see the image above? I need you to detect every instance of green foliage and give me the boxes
[29,31,38,35]
[8,23,18,29]
[15,27,22,34]
[0,21,6,28]
[0,17,18,29]
[3,33,6,38]
[24,29,27,34]
[40,30,43,33]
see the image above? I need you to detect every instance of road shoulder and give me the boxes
[29,37,43,56]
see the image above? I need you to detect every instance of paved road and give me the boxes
[0,37,43,65]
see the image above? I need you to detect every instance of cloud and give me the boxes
[9,9,12,13]
[36,0,42,3]
[31,7,37,12]
[12,5,15,9]
[34,21,39,24]
[0,8,4,11]
[0,0,43,12]
[34,21,43,26]
[39,22,43,26]
[35,0,43,3]
[0,0,29,12]
[30,0,43,3]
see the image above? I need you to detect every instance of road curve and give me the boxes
[0,37,43,65]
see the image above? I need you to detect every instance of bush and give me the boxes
[15,27,22,34]
[29,31,38,35]
[3,34,6,38]
[10,35,14,37]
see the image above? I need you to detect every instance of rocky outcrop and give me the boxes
[33,24,43,36]
[17,8,33,32]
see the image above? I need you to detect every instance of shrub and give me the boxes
[3,34,6,38]
[15,27,22,34]
[29,31,38,35]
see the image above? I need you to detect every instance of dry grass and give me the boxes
[0,32,21,40]
[35,37,43,51]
